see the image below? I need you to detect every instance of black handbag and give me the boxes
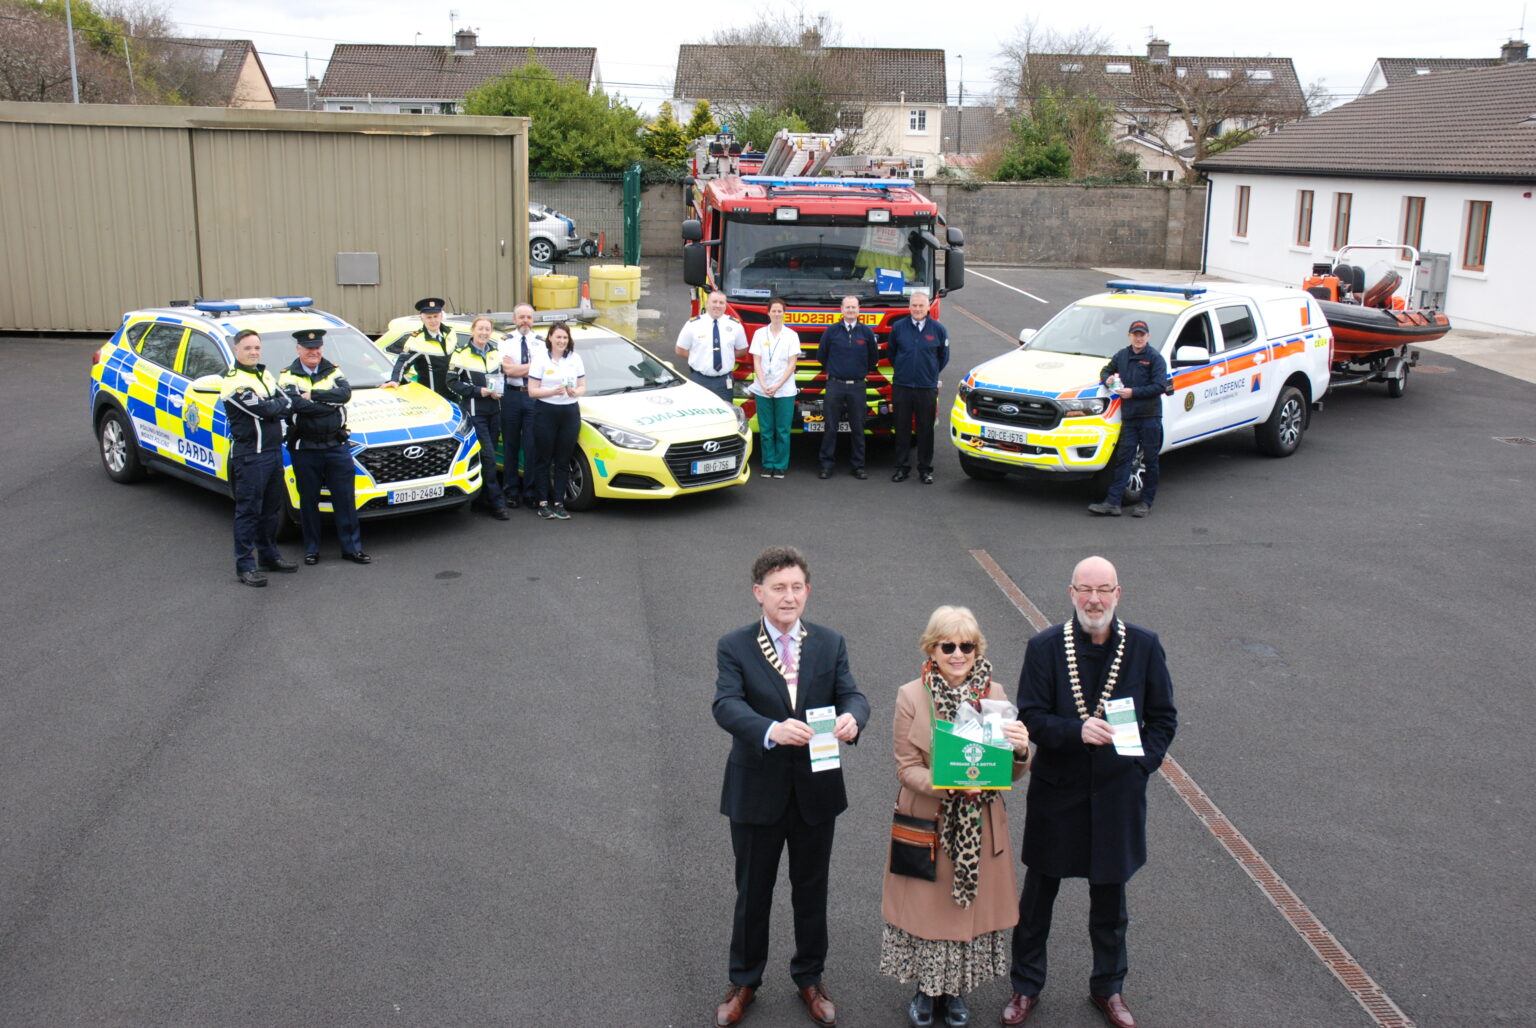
[889,808,938,881]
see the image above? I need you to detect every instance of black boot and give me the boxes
[942,993,970,1027]
[907,990,935,1028]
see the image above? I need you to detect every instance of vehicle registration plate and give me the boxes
[691,456,737,475]
[982,425,1030,445]
[802,421,850,433]
[389,484,445,504]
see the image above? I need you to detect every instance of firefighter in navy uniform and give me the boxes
[279,329,371,565]
[221,328,295,587]
[386,297,458,398]
[448,315,510,520]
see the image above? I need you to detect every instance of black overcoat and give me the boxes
[1016,620,1177,884]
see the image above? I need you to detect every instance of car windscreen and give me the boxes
[720,215,935,303]
[1022,305,1177,360]
[259,326,395,387]
[570,335,683,395]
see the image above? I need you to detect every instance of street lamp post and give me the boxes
[64,0,81,102]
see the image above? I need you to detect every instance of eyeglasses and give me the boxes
[937,641,977,654]
[1070,584,1119,596]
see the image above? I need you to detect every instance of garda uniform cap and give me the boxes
[415,297,447,314]
[1128,320,1150,334]
[293,328,327,347]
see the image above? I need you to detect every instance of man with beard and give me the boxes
[1001,556,1177,1028]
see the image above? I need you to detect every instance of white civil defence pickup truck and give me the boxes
[949,281,1333,500]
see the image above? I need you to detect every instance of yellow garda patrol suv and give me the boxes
[378,309,752,510]
[950,281,1333,498]
[89,297,483,521]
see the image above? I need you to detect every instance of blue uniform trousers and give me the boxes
[292,447,362,555]
[499,389,538,503]
[231,450,286,572]
[466,413,505,511]
[1104,418,1162,507]
[818,378,867,470]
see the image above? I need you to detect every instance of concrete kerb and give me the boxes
[1095,266,1536,386]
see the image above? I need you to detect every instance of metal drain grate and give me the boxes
[1495,436,1536,446]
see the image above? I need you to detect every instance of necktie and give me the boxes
[778,633,798,708]
[520,334,529,366]
[712,319,723,373]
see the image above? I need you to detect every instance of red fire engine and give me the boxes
[681,142,965,435]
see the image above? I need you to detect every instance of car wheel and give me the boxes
[958,452,1007,481]
[97,407,147,482]
[1255,385,1306,457]
[530,238,555,264]
[1386,364,1408,398]
[564,448,598,511]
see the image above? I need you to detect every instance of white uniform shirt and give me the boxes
[529,352,586,405]
[503,330,548,387]
[676,314,749,375]
[748,325,803,399]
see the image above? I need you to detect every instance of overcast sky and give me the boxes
[175,0,1526,111]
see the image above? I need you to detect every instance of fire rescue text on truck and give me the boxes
[680,131,965,435]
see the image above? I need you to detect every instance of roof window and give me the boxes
[1105,63,1131,74]
[1059,62,1084,72]
[1247,69,1274,80]
[1206,68,1231,79]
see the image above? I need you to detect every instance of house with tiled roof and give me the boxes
[1023,39,1306,181]
[318,31,598,114]
[1358,39,1527,96]
[1195,61,1536,334]
[672,32,948,175]
[172,39,275,108]
[271,77,320,112]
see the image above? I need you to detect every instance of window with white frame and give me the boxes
[908,109,927,133]
[1247,69,1274,80]
[1105,63,1131,74]
[1206,68,1231,79]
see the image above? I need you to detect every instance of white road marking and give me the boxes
[968,269,1049,304]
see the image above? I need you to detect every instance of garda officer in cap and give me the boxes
[222,328,295,587]
[386,297,457,398]
[279,329,370,565]
[449,315,510,520]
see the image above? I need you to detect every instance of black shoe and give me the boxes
[851,467,868,479]
[908,991,934,1028]
[259,557,298,573]
[342,551,372,565]
[1088,502,1122,517]
[492,507,511,521]
[552,504,571,520]
[942,993,969,1027]
[772,469,785,479]
[506,495,521,509]
[920,471,934,485]
[818,468,832,479]
[536,503,556,520]
[237,570,268,587]
[892,468,911,482]
[303,553,320,565]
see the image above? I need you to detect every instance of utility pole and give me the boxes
[64,0,81,103]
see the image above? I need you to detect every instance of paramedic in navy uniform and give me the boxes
[886,289,949,484]
[815,296,880,479]
[712,546,870,1028]
[677,289,749,404]
[1001,555,1177,1028]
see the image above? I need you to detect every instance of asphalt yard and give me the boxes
[1,261,1531,1026]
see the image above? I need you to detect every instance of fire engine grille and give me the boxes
[357,438,458,484]
[664,435,747,487]
[968,392,1061,431]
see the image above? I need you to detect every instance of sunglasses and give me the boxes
[937,641,977,655]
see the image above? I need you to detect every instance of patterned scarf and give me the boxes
[925,656,997,907]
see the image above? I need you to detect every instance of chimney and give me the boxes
[1147,38,1171,65]
[454,29,477,57]
[1502,39,1529,64]
[801,28,823,56]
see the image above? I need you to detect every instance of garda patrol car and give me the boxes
[377,310,752,510]
[89,297,483,521]
[950,281,1332,498]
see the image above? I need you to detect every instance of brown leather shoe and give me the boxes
[1090,993,1136,1028]
[798,982,837,1027]
[1000,992,1039,1026]
[715,984,755,1027]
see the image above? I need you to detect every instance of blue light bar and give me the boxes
[1105,280,1207,298]
[742,176,916,189]
[193,296,314,313]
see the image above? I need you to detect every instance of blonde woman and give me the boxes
[881,606,1030,1028]
[748,296,802,478]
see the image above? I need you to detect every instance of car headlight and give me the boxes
[958,381,974,400]
[733,405,749,434]
[1060,397,1107,417]
[589,421,658,450]
[455,410,471,436]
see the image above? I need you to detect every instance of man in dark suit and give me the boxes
[1002,556,1177,1028]
[814,296,880,479]
[713,546,871,1028]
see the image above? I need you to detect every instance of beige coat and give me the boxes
[881,677,1029,942]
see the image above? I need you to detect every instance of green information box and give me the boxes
[931,719,1014,790]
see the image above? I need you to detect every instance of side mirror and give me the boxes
[946,226,965,247]
[1017,328,1038,347]
[683,242,708,288]
[944,248,965,293]
[681,219,703,243]
[1173,344,1210,366]
[190,374,223,394]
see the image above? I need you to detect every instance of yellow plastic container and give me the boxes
[587,265,643,305]
[532,274,579,311]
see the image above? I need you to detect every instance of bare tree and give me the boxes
[993,17,1115,106]
[0,1,134,102]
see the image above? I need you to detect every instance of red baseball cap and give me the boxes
[1128,320,1150,334]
